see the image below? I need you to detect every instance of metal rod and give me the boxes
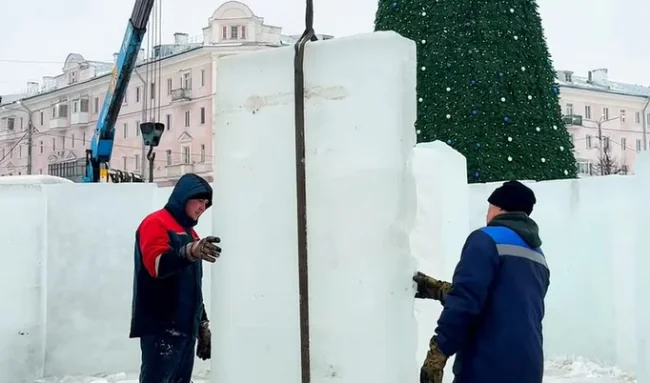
[293,1,317,382]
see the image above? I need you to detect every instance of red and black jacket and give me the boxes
[129,173,212,338]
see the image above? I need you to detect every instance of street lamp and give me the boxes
[583,115,621,167]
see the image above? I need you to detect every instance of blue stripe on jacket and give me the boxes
[433,226,550,383]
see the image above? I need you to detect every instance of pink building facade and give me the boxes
[557,68,650,176]
[0,1,332,185]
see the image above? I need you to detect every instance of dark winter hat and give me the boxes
[487,180,536,215]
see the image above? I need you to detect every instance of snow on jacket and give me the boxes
[433,213,550,383]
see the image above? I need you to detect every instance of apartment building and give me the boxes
[557,68,650,176]
[0,1,333,184]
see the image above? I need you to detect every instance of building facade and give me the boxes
[0,1,332,185]
[557,68,650,176]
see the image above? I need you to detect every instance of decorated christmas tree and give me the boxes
[375,0,577,183]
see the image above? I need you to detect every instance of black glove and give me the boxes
[196,320,211,360]
[183,236,221,263]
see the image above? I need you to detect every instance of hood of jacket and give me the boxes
[164,173,212,228]
[488,212,542,248]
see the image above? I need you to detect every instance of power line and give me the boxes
[0,59,65,64]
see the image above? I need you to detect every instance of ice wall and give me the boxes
[409,142,469,382]
[0,183,48,382]
[210,31,419,382]
[0,180,214,382]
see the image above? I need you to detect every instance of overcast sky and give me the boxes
[1,0,648,95]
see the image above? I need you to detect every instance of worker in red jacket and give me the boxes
[129,173,221,383]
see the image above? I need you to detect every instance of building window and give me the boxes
[136,87,141,102]
[135,154,140,170]
[637,139,642,151]
[166,114,171,130]
[123,122,128,138]
[82,132,86,144]
[604,136,610,150]
[136,120,140,136]
[182,146,191,164]
[123,156,127,170]
[167,78,172,95]
[123,90,128,105]
[6,117,14,130]
[603,107,609,120]
[230,26,238,39]
[621,137,626,150]
[40,111,44,125]
[80,99,89,112]
[584,105,591,119]
[150,83,155,99]
[94,97,99,113]
[52,138,56,151]
[200,144,205,162]
[222,26,227,39]
[620,109,626,122]
[200,107,206,124]
[71,134,75,147]
[586,135,592,148]
[565,103,573,116]
[201,69,205,87]
[40,140,43,153]
[20,117,23,130]
[166,150,172,165]
[183,72,192,89]
[62,137,65,150]
[636,112,641,124]
[185,111,190,127]
[241,26,246,39]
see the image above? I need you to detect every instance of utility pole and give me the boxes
[16,101,34,175]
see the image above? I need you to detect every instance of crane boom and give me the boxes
[84,0,156,182]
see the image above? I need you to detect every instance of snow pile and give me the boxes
[33,372,208,383]
[544,356,636,382]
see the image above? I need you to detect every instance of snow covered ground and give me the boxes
[32,356,636,383]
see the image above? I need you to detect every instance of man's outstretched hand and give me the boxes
[413,271,452,303]
[184,236,221,263]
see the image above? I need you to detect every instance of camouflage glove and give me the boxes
[413,271,452,303]
[420,339,447,383]
[183,236,221,263]
[196,320,211,360]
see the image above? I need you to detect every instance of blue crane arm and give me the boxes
[84,0,156,182]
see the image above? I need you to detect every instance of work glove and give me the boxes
[413,271,452,303]
[183,236,221,263]
[420,339,447,383]
[196,320,211,360]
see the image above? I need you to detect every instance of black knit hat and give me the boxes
[487,180,536,215]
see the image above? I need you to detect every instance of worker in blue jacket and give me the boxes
[413,180,550,383]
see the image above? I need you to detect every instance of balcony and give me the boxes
[71,99,90,125]
[171,88,192,102]
[50,103,69,129]
[562,114,583,126]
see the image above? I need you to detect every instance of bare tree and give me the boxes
[583,116,627,176]
[594,137,627,175]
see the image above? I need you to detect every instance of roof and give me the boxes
[557,72,650,99]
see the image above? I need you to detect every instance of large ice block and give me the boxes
[409,141,469,382]
[211,31,418,382]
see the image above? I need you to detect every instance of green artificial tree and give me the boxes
[375,0,577,183]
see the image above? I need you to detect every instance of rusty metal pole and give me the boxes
[293,1,318,382]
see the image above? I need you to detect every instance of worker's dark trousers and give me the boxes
[139,332,196,383]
